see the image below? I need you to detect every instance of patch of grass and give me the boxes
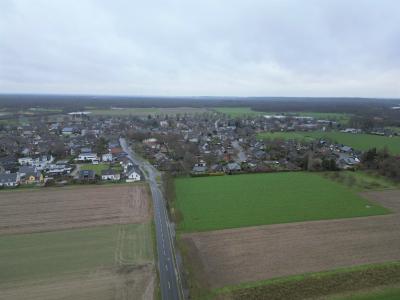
[0,223,153,286]
[257,131,400,154]
[213,261,400,300]
[335,286,400,300]
[321,171,400,192]
[175,172,389,233]
[80,163,122,175]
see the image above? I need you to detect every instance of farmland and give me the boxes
[0,184,155,300]
[212,107,263,117]
[181,189,400,298]
[258,131,400,154]
[175,172,388,232]
[89,107,207,116]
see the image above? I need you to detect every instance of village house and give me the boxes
[0,173,20,187]
[126,167,141,182]
[101,169,121,181]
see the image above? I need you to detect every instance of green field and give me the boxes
[89,107,206,116]
[214,262,400,300]
[80,163,122,175]
[212,107,263,117]
[0,223,153,286]
[338,287,400,300]
[322,171,400,192]
[174,172,389,232]
[294,112,351,123]
[258,131,400,154]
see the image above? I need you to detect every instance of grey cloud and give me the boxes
[0,0,399,97]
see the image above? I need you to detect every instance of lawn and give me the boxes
[258,131,400,154]
[174,172,389,232]
[80,163,122,175]
[0,223,153,286]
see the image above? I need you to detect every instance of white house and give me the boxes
[126,168,141,182]
[78,153,98,162]
[101,169,121,181]
[18,155,54,171]
[102,153,113,162]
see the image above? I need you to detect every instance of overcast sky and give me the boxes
[0,0,399,97]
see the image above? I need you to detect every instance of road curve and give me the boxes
[120,138,183,300]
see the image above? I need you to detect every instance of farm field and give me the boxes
[89,107,207,116]
[0,184,150,234]
[0,184,155,300]
[212,107,263,117]
[293,111,351,123]
[175,172,389,232]
[181,189,400,294]
[258,131,400,154]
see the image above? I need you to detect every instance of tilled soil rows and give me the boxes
[0,184,151,235]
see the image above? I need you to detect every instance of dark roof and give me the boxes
[79,170,95,179]
[0,173,18,183]
[101,169,117,176]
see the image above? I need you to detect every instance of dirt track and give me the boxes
[182,190,400,288]
[0,184,151,235]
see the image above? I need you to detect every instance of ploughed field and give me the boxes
[0,185,149,234]
[0,184,155,300]
[175,172,389,232]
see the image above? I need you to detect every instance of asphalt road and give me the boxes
[120,138,183,300]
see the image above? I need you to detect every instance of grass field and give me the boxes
[321,171,400,192]
[212,107,263,117]
[294,112,351,123]
[258,131,400,154]
[89,107,207,116]
[175,172,389,232]
[338,287,400,300]
[0,223,153,286]
[80,163,122,175]
[212,262,400,300]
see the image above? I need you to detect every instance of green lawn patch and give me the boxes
[0,223,153,286]
[80,163,122,175]
[175,172,389,233]
[258,131,400,154]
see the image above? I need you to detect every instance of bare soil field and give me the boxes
[182,190,400,289]
[0,184,151,235]
[0,264,155,300]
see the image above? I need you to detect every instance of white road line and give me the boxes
[168,281,171,289]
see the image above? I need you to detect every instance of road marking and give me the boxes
[168,281,171,289]
[165,264,168,271]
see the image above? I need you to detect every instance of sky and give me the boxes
[0,0,399,97]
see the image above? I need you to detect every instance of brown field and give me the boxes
[0,265,155,300]
[182,190,400,289]
[0,184,151,234]
[0,184,155,300]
